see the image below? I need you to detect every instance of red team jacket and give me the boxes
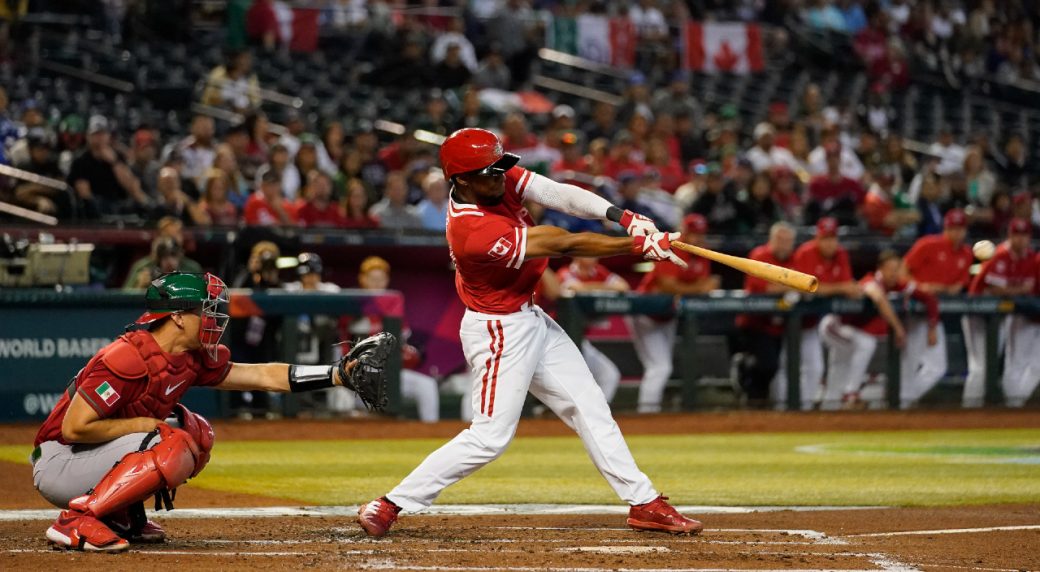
[446,166,548,314]
[841,273,939,336]
[903,234,973,289]
[791,239,853,328]
[969,243,1037,295]
[736,244,792,336]
[34,330,232,447]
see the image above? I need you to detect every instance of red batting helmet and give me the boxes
[439,128,520,181]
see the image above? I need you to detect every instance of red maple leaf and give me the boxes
[714,41,740,71]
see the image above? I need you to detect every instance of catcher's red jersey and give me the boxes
[447,166,549,314]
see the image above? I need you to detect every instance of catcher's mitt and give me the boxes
[337,332,397,411]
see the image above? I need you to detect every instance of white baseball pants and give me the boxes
[962,316,1010,408]
[900,318,948,408]
[1003,316,1040,407]
[386,306,658,512]
[819,315,877,410]
[581,339,621,403]
[626,315,677,413]
[401,369,440,423]
[771,327,825,411]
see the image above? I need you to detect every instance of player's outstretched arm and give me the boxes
[525,225,686,268]
[524,172,658,236]
[216,360,357,392]
[863,282,906,347]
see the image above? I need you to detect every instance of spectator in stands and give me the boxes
[201,49,260,112]
[645,138,683,193]
[785,217,859,410]
[808,126,865,180]
[804,0,847,31]
[746,122,802,174]
[915,172,945,236]
[122,217,203,288]
[863,171,919,236]
[674,111,706,165]
[556,257,630,403]
[213,144,251,209]
[740,172,782,233]
[615,170,669,231]
[583,101,619,144]
[416,91,455,136]
[771,166,804,223]
[820,250,937,410]
[255,143,301,200]
[806,143,866,225]
[472,45,511,90]
[67,115,148,218]
[280,113,337,175]
[342,177,379,229]
[674,160,707,211]
[128,128,161,199]
[245,169,295,226]
[690,162,749,234]
[164,115,218,190]
[995,133,1030,191]
[430,17,477,72]
[652,71,701,123]
[964,147,997,207]
[370,37,431,90]
[10,129,70,218]
[416,170,448,232]
[283,252,343,412]
[929,127,967,177]
[294,135,325,184]
[629,214,719,413]
[550,131,591,181]
[296,171,346,228]
[122,236,194,290]
[734,221,797,408]
[242,111,270,178]
[198,167,239,226]
[881,133,918,188]
[322,121,345,170]
[151,166,208,226]
[56,114,86,176]
[229,240,283,418]
[370,171,422,229]
[246,0,280,51]
[604,131,645,179]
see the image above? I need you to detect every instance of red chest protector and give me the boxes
[73,331,200,421]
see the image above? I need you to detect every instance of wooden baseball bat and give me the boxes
[671,241,819,293]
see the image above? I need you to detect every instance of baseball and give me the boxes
[973,240,996,261]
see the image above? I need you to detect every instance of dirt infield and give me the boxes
[1,410,1038,570]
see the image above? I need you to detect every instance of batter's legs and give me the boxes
[531,314,657,505]
[627,315,678,413]
[581,339,621,403]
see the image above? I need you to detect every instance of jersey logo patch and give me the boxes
[488,237,513,260]
[95,381,119,406]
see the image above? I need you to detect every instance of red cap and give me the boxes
[816,217,839,238]
[943,208,967,228]
[133,129,156,149]
[1008,217,1032,235]
[439,128,520,180]
[683,213,708,234]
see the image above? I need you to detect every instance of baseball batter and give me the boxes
[31,272,363,552]
[901,209,972,408]
[783,217,859,410]
[963,218,1037,407]
[357,128,702,537]
[628,213,718,413]
[556,257,630,402]
[818,251,939,409]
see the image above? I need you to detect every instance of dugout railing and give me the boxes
[0,289,403,422]
[557,292,1040,410]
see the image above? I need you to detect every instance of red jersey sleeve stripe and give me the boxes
[511,227,528,269]
[505,227,522,269]
[517,170,532,198]
[76,387,108,417]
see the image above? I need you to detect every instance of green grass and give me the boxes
[4,428,1039,507]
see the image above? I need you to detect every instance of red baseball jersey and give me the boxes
[969,243,1037,295]
[736,244,792,336]
[792,239,853,328]
[842,273,938,336]
[636,250,711,294]
[903,234,973,288]
[446,166,549,314]
[557,262,626,290]
[34,330,231,447]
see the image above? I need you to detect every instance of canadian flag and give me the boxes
[576,15,636,68]
[684,22,764,74]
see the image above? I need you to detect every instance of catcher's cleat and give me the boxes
[103,509,166,543]
[357,496,401,537]
[46,510,130,552]
[627,495,703,535]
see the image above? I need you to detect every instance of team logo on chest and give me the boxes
[488,237,513,259]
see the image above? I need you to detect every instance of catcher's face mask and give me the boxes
[198,273,229,360]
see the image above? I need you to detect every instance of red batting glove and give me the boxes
[619,209,659,237]
[632,232,687,269]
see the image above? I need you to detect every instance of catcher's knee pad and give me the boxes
[69,424,201,518]
[173,403,214,476]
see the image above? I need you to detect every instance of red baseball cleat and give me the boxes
[627,495,704,535]
[104,509,166,543]
[46,510,131,552]
[357,496,401,537]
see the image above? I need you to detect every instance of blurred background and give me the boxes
[0,0,1038,422]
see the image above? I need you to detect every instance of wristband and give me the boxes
[606,205,624,223]
[288,365,335,393]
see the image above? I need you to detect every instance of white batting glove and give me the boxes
[633,232,687,269]
[620,209,659,237]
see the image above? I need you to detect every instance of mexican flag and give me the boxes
[95,381,120,407]
[684,22,764,73]
[574,15,636,68]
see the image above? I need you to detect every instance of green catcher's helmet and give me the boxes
[133,272,230,358]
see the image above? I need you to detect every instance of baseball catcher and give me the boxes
[31,272,392,552]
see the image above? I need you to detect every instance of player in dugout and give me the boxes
[30,272,369,552]
[357,127,703,538]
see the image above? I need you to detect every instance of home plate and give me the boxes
[560,546,672,554]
